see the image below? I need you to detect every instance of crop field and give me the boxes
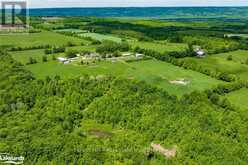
[78,32,122,42]
[225,88,248,110]
[26,59,224,96]
[129,41,188,53]
[180,50,248,80]
[0,31,86,48]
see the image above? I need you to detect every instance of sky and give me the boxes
[1,0,248,8]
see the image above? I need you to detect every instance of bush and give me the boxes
[26,57,37,65]
[42,56,48,62]
[227,55,233,61]
[67,41,76,47]
[96,41,130,53]
[66,50,78,58]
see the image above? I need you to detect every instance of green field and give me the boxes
[129,41,188,53]
[10,45,98,64]
[26,59,224,96]
[55,29,88,33]
[225,88,248,110]
[79,32,122,42]
[0,31,86,48]
[210,50,248,64]
[181,50,248,80]
[10,49,62,64]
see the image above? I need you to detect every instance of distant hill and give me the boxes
[29,7,248,18]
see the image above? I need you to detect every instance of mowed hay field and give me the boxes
[180,50,248,80]
[26,59,224,96]
[79,33,122,43]
[129,41,188,53]
[0,31,86,48]
[225,88,248,110]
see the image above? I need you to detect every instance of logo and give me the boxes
[1,1,29,32]
[0,153,24,164]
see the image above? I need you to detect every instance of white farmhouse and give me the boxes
[57,57,70,64]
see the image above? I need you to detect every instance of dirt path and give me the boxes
[151,143,177,158]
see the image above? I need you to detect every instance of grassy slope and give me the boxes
[181,50,248,80]
[225,88,248,110]
[26,59,224,96]
[129,41,188,53]
[79,33,122,42]
[0,31,87,47]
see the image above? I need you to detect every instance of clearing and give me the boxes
[79,32,122,43]
[25,59,225,96]
[180,50,248,80]
[224,88,248,110]
[129,40,188,53]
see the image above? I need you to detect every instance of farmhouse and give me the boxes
[193,46,205,57]
[135,53,144,58]
[57,57,70,64]
[196,50,205,57]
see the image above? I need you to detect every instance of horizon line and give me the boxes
[26,6,248,9]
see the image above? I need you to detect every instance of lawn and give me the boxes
[225,88,248,110]
[0,31,87,48]
[78,32,122,43]
[26,59,224,96]
[129,41,188,53]
[180,50,248,80]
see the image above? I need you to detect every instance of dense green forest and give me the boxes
[1,49,248,164]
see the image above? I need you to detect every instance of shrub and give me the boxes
[227,55,233,61]
[66,50,78,58]
[26,57,37,65]
[42,56,48,62]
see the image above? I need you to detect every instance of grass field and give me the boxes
[55,29,88,33]
[10,49,63,64]
[0,31,86,48]
[78,32,122,42]
[210,50,248,64]
[10,45,98,64]
[180,50,248,80]
[26,59,224,96]
[129,41,188,53]
[225,88,248,110]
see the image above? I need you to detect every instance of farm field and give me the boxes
[26,59,224,96]
[209,50,248,64]
[10,49,62,64]
[79,32,122,42]
[10,45,98,64]
[129,41,188,53]
[55,29,88,33]
[0,31,86,48]
[225,88,248,110]
[180,50,248,80]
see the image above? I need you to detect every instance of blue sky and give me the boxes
[2,0,248,8]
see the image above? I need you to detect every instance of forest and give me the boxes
[1,48,248,164]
